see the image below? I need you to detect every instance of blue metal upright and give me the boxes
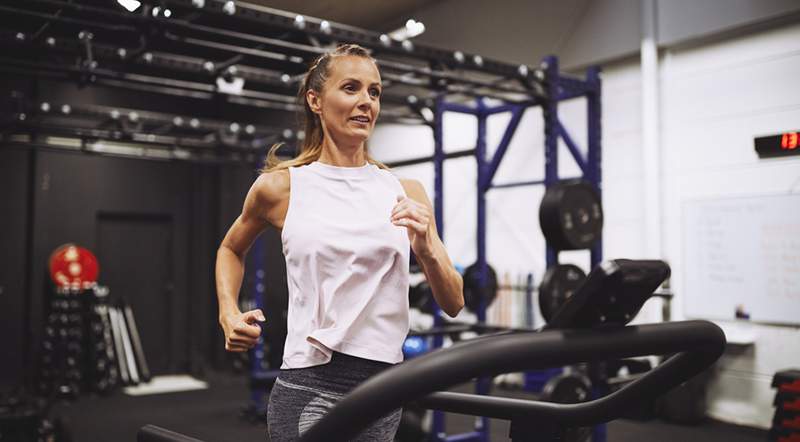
[430,97,451,442]
[431,98,488,442]
[473,98,491,442]
[431,94,447,370]
[475,98,488,326]
[586,65,603,269]
[542,55,561,270]
[248,236,269,413]
[434,94,446,241]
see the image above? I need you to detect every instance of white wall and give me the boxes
[659,21,800,428]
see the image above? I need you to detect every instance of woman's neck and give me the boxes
[317,135,367,167]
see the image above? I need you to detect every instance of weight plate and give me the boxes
[48,244,99,288]
[542,373,592,404]
[409,281,433,313]
[463,262,498,313]
[539,180,603,250]
[539,264,587,323]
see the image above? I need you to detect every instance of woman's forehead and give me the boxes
[327,55,381,83]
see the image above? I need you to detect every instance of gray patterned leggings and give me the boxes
[266,352,402,441]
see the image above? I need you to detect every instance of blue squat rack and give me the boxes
[426,55,604,442]
[249,55,604,442]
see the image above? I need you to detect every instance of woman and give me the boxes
[215,44,464,441]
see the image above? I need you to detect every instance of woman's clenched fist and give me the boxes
[220,309,265,352]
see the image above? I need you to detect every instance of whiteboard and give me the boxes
[683,193,800,325]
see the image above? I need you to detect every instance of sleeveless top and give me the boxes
[279,161,411,369]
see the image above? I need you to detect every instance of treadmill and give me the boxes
[139,259,726,442]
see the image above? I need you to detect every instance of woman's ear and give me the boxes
[306,89,322,115]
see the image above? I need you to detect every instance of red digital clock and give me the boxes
[755,130,800,158]
[781,132,798,150]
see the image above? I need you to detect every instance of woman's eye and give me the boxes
[370,88,381,97]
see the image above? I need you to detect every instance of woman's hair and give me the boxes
[260,43,389,173]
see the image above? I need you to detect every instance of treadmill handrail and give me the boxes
[416,347,704,425]
[298,320,725,442]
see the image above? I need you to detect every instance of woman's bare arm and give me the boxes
[399,179,464,317]
[215,171,288,351]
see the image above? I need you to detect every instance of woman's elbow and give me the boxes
[444,284,465,317]
[217,243,246,262]
[445,298,465,318]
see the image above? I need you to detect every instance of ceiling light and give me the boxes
[388,18,425,41]
[222,1,236,15]
[320,20,331,34]
[405,19,425,36]
[116,0,141,12]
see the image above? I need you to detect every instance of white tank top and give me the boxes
[279,161,411,368]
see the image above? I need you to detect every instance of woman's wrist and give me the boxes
[218,305,241,323]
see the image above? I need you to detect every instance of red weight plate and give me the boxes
[48,244,100,288]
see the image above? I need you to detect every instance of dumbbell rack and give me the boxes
[38,282,150,399]
[770,369,800,442]
[39,285,89,400]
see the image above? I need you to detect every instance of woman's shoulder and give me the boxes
[253,169,290,205]
[398,177,421,189]
[398,178,428,202]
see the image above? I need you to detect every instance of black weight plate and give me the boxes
[539,264,587,324]
[463,262,498,313]
[542,373,592,404]
[539,180,603,250]
[409,281,433,313]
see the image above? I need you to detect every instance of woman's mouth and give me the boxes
[349,115,371,124]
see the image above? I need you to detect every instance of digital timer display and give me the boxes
[781,132,799,149]
[755,131,800,158]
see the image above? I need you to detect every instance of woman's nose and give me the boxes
[357,93,374,109]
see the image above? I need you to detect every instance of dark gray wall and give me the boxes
[413,0,588,67]
[28,151,196,376]
[1,74,291,388]
[0,148,33,390]
[559,0,641,69]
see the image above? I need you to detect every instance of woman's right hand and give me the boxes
[220,309,266,352]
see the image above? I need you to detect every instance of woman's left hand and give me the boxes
[391,195,434,258]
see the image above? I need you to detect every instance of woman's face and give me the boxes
[308,55,382,146]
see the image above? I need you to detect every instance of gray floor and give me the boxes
[50,371,767,442]
[441,382,767,442]
[444,409,769,442]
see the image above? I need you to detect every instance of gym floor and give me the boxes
[51,371,767,442]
